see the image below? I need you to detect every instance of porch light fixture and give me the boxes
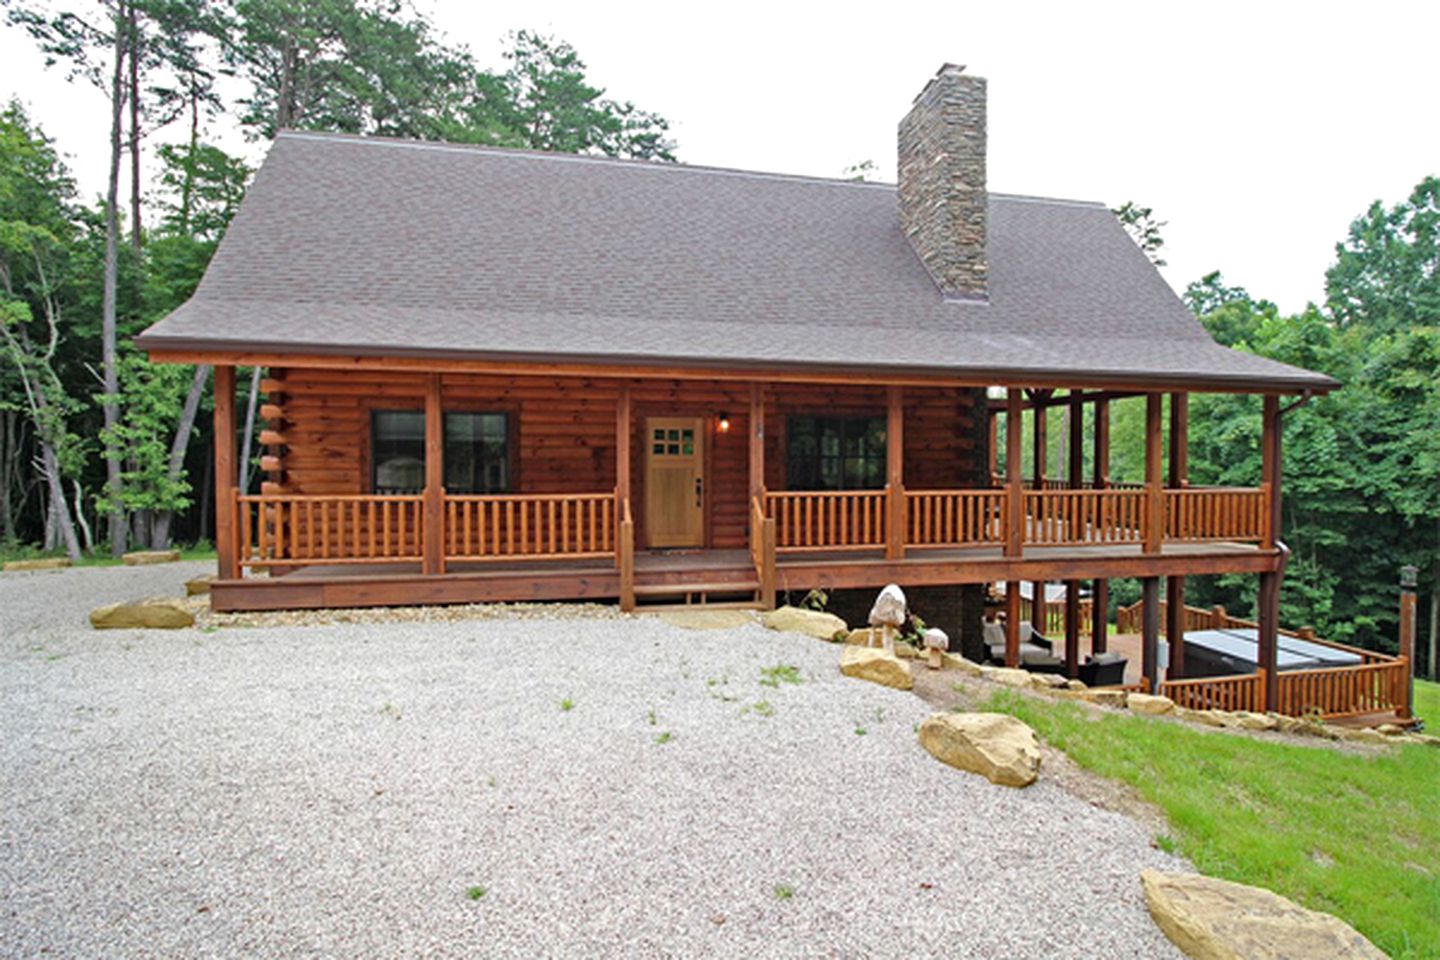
[717,413,732,433]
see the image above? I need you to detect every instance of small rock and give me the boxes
[1269,713,1305,734]
[940,652,983,676]
[839,646,913,690]
[868,583,907,628]
[1338,727,1389,745]
[844,627,880,646]
[979,665,1034,689]
[90,598,195,630]
[892,642,920,660]
[1141,869,1386,959]
[762,606,848,641]
[1065,679,1087,691]
[1028,672,1070,690]
[1127,693,1176,716]
[185,575,216,597]
[1409,733,1440,748]
[3,557,72,572]
[122,549,181,566]
[1234,711,1278,732]
[1375,723,1406,737]
[918,712,1042,788]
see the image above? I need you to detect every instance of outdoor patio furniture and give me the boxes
[1078,652,1128,687]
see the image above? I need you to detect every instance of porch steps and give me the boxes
[632,579,762,609]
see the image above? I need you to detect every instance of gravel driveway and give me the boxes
[1,563,1184,958]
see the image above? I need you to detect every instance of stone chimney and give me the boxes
[898,64,987,301]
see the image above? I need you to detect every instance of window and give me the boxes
[786,416,886,490]
[372,411,510,494]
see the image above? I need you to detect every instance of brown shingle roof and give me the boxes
[136,131,1337,392]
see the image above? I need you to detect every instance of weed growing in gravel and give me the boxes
[560,696,575,712]
[1155,835,1177,854]
[647,708,657,725]
[379,702,402,721]
[774,884,795,901]
[854,724,867,736]
[466,885,487,900]
[654,731,673,745]
[744,700,775,718]
[759,664,802,688]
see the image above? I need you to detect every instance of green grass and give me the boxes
[0,542,218,567]
[1413,678,1439,726]
[982,689,1440,958]
[773,883,795,901]
[465,885,487,901]
[559,696,574,712]
[759,664,803,688]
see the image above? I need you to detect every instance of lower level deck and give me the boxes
[211,540,1280,612]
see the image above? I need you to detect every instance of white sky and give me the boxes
[4,0,1437,313]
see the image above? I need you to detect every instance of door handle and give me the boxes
[695,477,704,507]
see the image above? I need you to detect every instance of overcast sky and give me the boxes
[4,0,1437,313]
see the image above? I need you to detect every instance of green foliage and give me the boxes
[758,664,802,688]
[1112,200,1167,266]
[985,689,1440,959]
[1326,176,1440,334]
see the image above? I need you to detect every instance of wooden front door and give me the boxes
[645,417,705,548]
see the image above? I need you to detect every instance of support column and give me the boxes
[615,384,632,572]
[1400,565,1418,720]
[1144,393,1163,554]
[1142,575,1160,693]
[1031,392,1048,636]
[1004,388,1024,666]
[1091,398,1110,652]
[423,374,444,575]
[748,383,765,505]
[1166,392,1189,678]
[1065,390,1083,676]
[214,365,237,581]
[1258,394,1282,709]
[886,385,904,560]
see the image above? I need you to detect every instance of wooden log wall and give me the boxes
[265,370,981,552]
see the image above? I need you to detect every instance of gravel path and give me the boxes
[1,564,1185,958]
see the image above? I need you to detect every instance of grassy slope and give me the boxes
[1414,678,1439,727]
[984,689,1439,959]
[0,544,217,567]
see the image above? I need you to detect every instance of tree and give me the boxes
[1326,176,1440,333]
[1113,200,1167,267]
[0,103,86,559]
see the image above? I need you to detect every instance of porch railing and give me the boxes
[1274,659,1410,719]
[1165,486,1268,542]
[444,492,615,561]
[1159,670,1266,713]
[904,489,1005,546]
[764,489,888,551]
[1021,488,1147,544]
[237,493,424,567]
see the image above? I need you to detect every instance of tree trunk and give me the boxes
[73,479,94,554]
[1430,547,1438,682]
[198,431,213,544]
[238,366,261,492]
[39,441,81,562]
[0,409,14,543]
[103,1,128,557]
[150,364,211,547]
[128,3,142,261]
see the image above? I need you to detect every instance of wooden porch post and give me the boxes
[1166,392,1189,678]
[987,408,998,483]
[1142,576,1160,693]
[1091,397,1110,652]
[1031,392,1048,636]
[1399,566,1418,720]
[423,373,445,575]
[615,383,632,575]
[1140,393,1163,691]
[1258,394,1282,709]
[886,385,904,560]
[1065,391,1083,676]
[1004,388,1024,666]
[214,365,238,580]
[749,382,776,611]
[748,382,765,504]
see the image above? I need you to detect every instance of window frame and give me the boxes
[368,408,515,495]
[784,414,888,491]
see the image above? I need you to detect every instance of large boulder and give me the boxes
[839,645,913,690]
[3,557,71,572]
[90,598,195,630]
[918,712,1041,788]
[121,549,181,566]
[941,652,984,676]
[762,605,847,641]
[1140,870,1385,960]
[1127,693,1176,716]
[979,665,1034,688]
[868,583,907,627]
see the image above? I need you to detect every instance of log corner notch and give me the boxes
[258,369,286,488]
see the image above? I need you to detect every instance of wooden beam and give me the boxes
[1258,570,1279,710]
[1166,392,1189,678]
[1261,394,1280,550]
[1005,579,1021,668]
[1142,576,1160,693]
[748,382,765,504]
[886,385,904,560]
[1399,579,1416,720]
[616,385,633,506]
[986,388,1147,413]
[1031,393,1048,639]
[1144,393,1163,553]
[987,408,998,481]
[422,373,444,575]
[144,348,1328,396]
[1091,397,1110,653]
[1005,388,1023,558]
[1064,581,1081,678]
[1258,395,1283,710]
[214,365,237,581]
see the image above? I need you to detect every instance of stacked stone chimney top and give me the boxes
[898,62,988,302]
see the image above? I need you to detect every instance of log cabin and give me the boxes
[137,64,1362,713]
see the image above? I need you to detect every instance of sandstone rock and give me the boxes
[121,549,181,566]
[1029,672,1070,690]
[892,641,920,660]
[1375,723,1406,737]
[1081,688,1128,708]
[940,652,983,677]
[1140,869,1385,960]
[1127,693,1176,716]
[918,712,1041,788]
[839,645,912,690]
[868,583,907,627]
[762,606,847,641]
[922,627,949,651]
[1338,727,1389,745]
[1234,711,1279,732]
[90,598,195,630]
[3,557,72,572]
[845,627,880,646]
[184,575,216,597]
[1066,679,1087,691]
[979,665,1034,688]
[1410,733,1440,748]
[1269,713,1305,734]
